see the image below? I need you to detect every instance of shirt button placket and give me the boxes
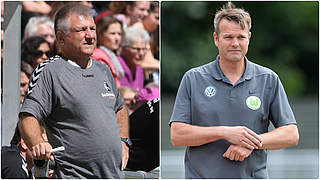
[230,87,237,98]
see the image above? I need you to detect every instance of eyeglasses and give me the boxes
[41,34,55,39]
[128,47,147,52]
[34,50,52,58]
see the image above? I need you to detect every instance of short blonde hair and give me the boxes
[214,2,251,35]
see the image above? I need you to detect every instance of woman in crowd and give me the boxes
[21,36,52,69]
[91,16,124,87]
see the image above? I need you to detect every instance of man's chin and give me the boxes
[82,48,95,56]
[226,55,244,62]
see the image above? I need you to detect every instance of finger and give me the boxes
[122,160,127,170]
[32,150,37,159]
[240,139,255,150]
[45,145,52,161]
[121,155,128,170]
[229,150,235,161]
[223,148,230,158]
[50,155,54,162]
[223,152,227,158]
[242,133,260,149]
[40,144,46,159]
[35,146,41,159]
[239,156,245,162]
[233,152,240,161]
[121,162,125,170]
[44,152,51,161]
[245,128,263,144]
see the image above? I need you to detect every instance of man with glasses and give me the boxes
[18,4,129,178]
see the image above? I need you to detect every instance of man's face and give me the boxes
[100,22,122,51]
[128,1,150,24]
[20,71,29,104]
[37,23,55,46]
[60,15,96,59]
[122,39,147,66]
[214,18,251,62]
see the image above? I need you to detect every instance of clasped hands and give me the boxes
[222,126,263,162]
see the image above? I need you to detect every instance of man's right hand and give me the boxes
[223,126,262,150]
[31,142,53,161]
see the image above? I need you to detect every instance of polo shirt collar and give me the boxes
[210,55,254,81]
[242,56,254,81]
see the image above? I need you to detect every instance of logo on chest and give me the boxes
[104,81,111,92]
[101,81,115,99]
[204,86,216,97]
[246,96,261,110]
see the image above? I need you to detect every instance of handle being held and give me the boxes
[33,146,65,178]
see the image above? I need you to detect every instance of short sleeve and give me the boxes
[106,66,124,112]
[269,76,297,128]
[169,72,192,126]
[19,62,53,121]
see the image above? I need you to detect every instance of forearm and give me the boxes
[22,2,51,14]
[170,122,225,147]
[116,107,129,138]
[260,124,299,150]
[18,113,44,149]
[116,107,130,170]
[171,122,262,149]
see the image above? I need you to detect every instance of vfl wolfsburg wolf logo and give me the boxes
[246,96,261,110]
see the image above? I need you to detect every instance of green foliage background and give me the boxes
[161,1,319,97]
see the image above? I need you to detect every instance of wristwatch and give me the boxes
[121,137,132,148]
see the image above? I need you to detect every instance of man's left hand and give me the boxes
[121,141,129,170]
[223,144,253,162]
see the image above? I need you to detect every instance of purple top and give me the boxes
[118,56,144,91]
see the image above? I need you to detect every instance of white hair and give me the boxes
[23,16,54,41]
[121,26,150,47]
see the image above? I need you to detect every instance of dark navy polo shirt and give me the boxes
[169,56,297,178]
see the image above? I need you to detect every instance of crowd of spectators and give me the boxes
[1,1,159,178]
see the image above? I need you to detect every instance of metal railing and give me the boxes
[124,170,159,179]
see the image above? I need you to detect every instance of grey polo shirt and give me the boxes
[169,56,296,179]
[20,55,124,178]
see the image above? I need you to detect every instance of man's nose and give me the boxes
[85,28,95,39]
[231,38,239,47]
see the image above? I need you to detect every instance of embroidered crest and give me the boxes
[104,81,111,92]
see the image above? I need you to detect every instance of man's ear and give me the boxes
[56,31,64,45]
[213,32,219,47]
